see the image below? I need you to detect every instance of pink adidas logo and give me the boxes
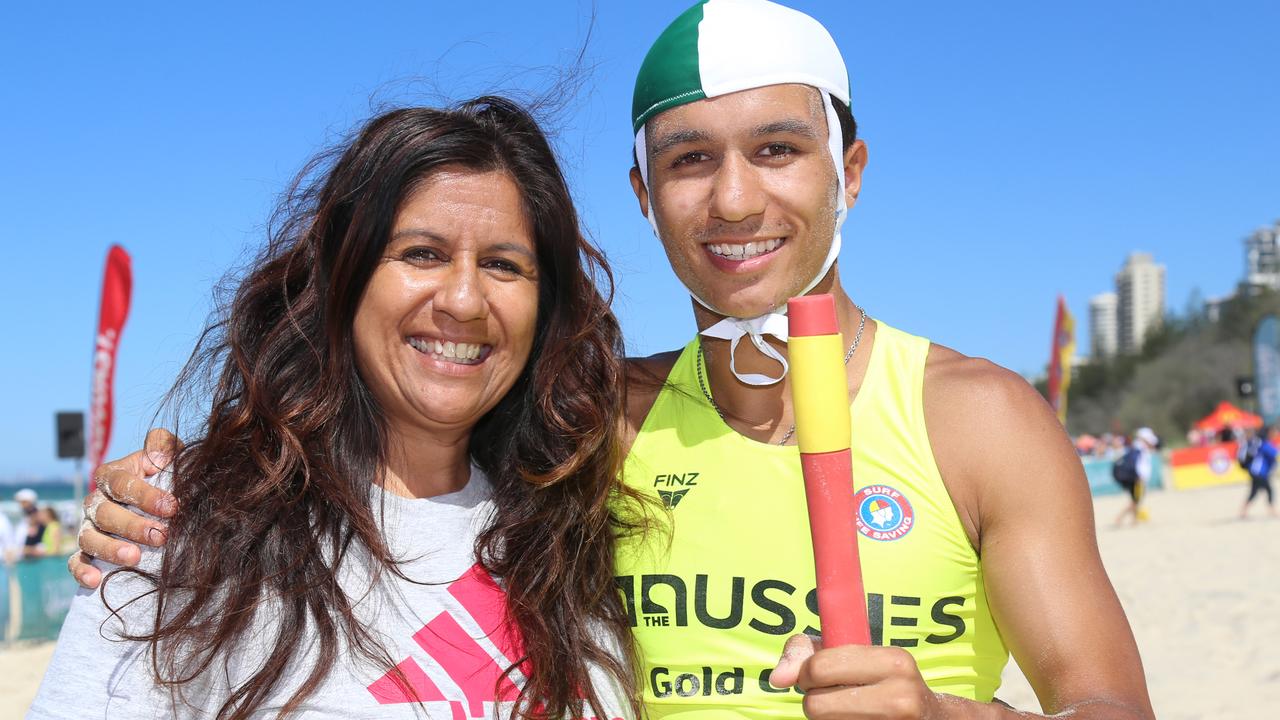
[367,564,522,718]
[366,564,621,720]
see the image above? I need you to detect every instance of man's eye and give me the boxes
[760,143,796,157]
[672,151,709,167]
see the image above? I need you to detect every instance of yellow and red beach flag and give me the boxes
[1047,295,1075,424]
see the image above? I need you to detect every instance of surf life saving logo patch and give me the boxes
[855,485,915,541]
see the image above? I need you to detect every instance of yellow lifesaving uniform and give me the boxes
[615,323,1007,718]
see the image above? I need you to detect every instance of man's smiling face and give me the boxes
[634,84,850,319]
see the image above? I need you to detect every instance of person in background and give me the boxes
[14,487,39,545]
[15,487,38,511]
[1238,425,1277,519]
[1113,428,1157,527]
[37,506,64,555]
[17,488,47,558]
[22,505,49,558]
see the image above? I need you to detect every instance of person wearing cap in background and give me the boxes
[73,1,1155,718]
[16,487,50,558]
[1113,428,1158,527]
[15,486,38,513]
[16,486,39,531]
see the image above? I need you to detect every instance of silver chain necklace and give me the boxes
[696,305,867,446]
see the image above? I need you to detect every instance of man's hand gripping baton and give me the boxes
[787,294,870,646]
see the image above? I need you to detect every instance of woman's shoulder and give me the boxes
[27,550,168,717]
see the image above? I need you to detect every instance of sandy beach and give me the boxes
[1,641,55,719]
[3,482,1277,719]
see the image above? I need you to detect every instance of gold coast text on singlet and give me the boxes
[615,323,1008,719]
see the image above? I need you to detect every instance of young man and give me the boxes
[615,2,1150,717]
[73,1,1153,717]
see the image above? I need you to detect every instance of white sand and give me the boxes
[0,641,55,719]
[3,483,1277,719]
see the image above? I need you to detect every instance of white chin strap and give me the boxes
[635,92,849,386]
[700,311,791,385]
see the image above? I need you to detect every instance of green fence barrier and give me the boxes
[1081,454,1165,496]
[3,554,79,643]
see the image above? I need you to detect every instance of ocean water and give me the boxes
[0,481,79,502]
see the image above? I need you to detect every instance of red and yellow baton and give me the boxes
[787,294,870,646]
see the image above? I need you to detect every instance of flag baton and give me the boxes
[787,294,870,647]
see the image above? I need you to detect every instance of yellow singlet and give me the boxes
[615,323,1007,718]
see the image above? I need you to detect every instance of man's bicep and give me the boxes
[977,395,1151,715]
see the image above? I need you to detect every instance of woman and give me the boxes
[22,501,49,558]
[38,506,64,555]
[31,97,640,719]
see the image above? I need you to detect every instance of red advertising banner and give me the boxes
[88,245,133,486]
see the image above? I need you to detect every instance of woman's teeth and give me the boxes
[707,238,783,260]
[408,337,487,364]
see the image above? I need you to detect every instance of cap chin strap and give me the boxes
[700,312,791,385]
[635,92,849,386]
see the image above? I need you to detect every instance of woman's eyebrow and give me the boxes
[390,230,535,261]
[390,228,447,242]
[485,242,537,261]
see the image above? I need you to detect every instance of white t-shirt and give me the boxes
[28,469,628,719]
[1136,445,1153,482]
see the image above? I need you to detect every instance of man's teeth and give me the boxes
[707,238,783,260]
[408,338,486,363]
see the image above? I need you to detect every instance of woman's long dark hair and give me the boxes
[106,97,642,720]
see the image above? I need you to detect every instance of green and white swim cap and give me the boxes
[632,0,852,385]
[632,0,849,134]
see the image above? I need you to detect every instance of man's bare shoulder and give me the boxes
[923,343,1053,428]
[621,351,682,447]
[922,343,1081,548]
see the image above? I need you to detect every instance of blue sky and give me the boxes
[2,1,1278,478]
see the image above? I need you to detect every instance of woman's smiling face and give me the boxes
[353,167,540,438]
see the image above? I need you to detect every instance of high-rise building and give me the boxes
[1245,220,1280,291]
[1089,292,1118,360]
[1115,252,1166,355]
